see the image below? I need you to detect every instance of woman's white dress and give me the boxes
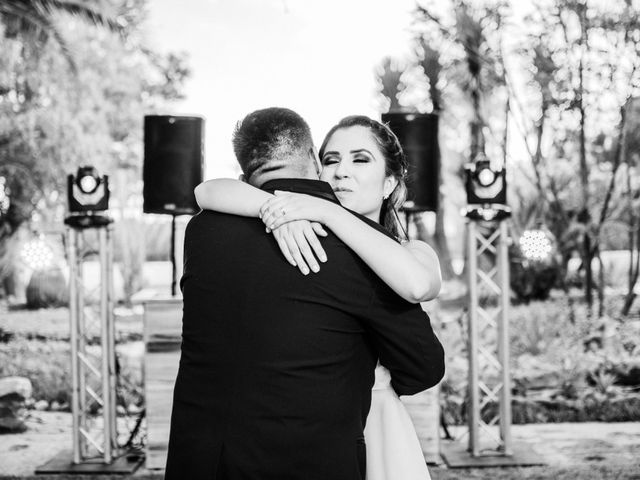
[364,363,432,480]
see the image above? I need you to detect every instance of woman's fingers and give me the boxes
[304,225,327,263]
[260,194,307,227]
[293,228,320,273]
[311,222,328,237]
[272,221,326,275]
[274,233,296,267]
[259,196,285,220]
[263,202,303,229]
[282,228,311,275]
[261,199,291,228]
[268,215,292,230]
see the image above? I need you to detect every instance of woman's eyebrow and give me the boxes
[350,148,374,156]
[322,150,340,157]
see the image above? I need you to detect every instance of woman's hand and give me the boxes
[260,191,337,231]
[271,220,328,275]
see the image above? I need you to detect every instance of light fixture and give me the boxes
[21,235,54,271]
[78,173,99,194]
[0,176,9,216]
[519,228,554,263]
[477,167,496,187]
[463,153,510,220]
[67,166,110,214]
[464,154,507,206]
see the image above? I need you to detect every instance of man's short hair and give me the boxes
[232,107,314,183]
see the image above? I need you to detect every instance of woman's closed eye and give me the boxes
[353,155,370,163]
[322,155,340,165]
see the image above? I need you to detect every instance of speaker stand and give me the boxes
[170,214,177,296]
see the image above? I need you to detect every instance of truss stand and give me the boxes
[441,204,544,468]
[37,213,142,474]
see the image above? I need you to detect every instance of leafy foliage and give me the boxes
[439,295,640,426]
[25,266,68,309]
[375,57,405,113]
[0,0,190,300]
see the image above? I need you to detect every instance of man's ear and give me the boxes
[310,147,321,176]
[239,173,246,183]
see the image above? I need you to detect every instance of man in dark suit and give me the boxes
[165,107,444,480]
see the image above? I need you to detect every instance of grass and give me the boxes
[0,307,70,340]
[0,304,144,408]
[0,305,143,342]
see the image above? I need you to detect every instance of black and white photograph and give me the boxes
[0,1,639,479]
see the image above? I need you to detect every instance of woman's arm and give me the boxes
[194,179,328,275]
[194,178,271,217]
[261,191,442,303]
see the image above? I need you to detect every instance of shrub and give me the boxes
[510,249,563,303]
[439,296,640,425]
[0,338,71,404]
[114,218,147,304]
[0,337,144,410]
[25,266,69,309]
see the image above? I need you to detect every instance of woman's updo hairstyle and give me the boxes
[319,115,408,240]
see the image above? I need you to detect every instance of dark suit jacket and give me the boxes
[165,178,445,480]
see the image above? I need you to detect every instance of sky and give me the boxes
[144,0,420,179]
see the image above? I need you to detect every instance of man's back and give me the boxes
[165,181,444,480]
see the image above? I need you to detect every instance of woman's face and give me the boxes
[320,126,397,222]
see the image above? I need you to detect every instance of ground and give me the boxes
[1,412,638,479]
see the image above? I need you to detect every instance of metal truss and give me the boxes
[465,219,512,456]
[66,222,117,464]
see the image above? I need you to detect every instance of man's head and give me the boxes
[232,107,320,187]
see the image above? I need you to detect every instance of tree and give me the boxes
[375,48,461,282]
[621,98,640,315]
[0,0,190,299]
[409,1,509,282]
[511,0,640,316]
[0,0,123,72]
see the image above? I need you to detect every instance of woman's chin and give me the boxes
[335,192,355,207]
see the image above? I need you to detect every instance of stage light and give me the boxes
[78,173,99,194]
[67,166,110,214]
[464,155,507,206]
[0,176,9,216]
[519,229,554,263]
[477,167,496,187]
[463,154,510,220]
[21,235,54,271]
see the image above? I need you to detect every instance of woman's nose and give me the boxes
[334,159,350,178]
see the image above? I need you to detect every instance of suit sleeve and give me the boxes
[363,282,445,396]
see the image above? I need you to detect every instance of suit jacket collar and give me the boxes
[259,178,396,242]
[260,178,339,204]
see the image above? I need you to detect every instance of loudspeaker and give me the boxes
[381,113,439,212]
[143,115,204,215]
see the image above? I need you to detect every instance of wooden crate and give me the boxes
[143,296,182,470]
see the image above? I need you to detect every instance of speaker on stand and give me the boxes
[381,112,440,239]
[143,115,204,296]
[382,112,443,461]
